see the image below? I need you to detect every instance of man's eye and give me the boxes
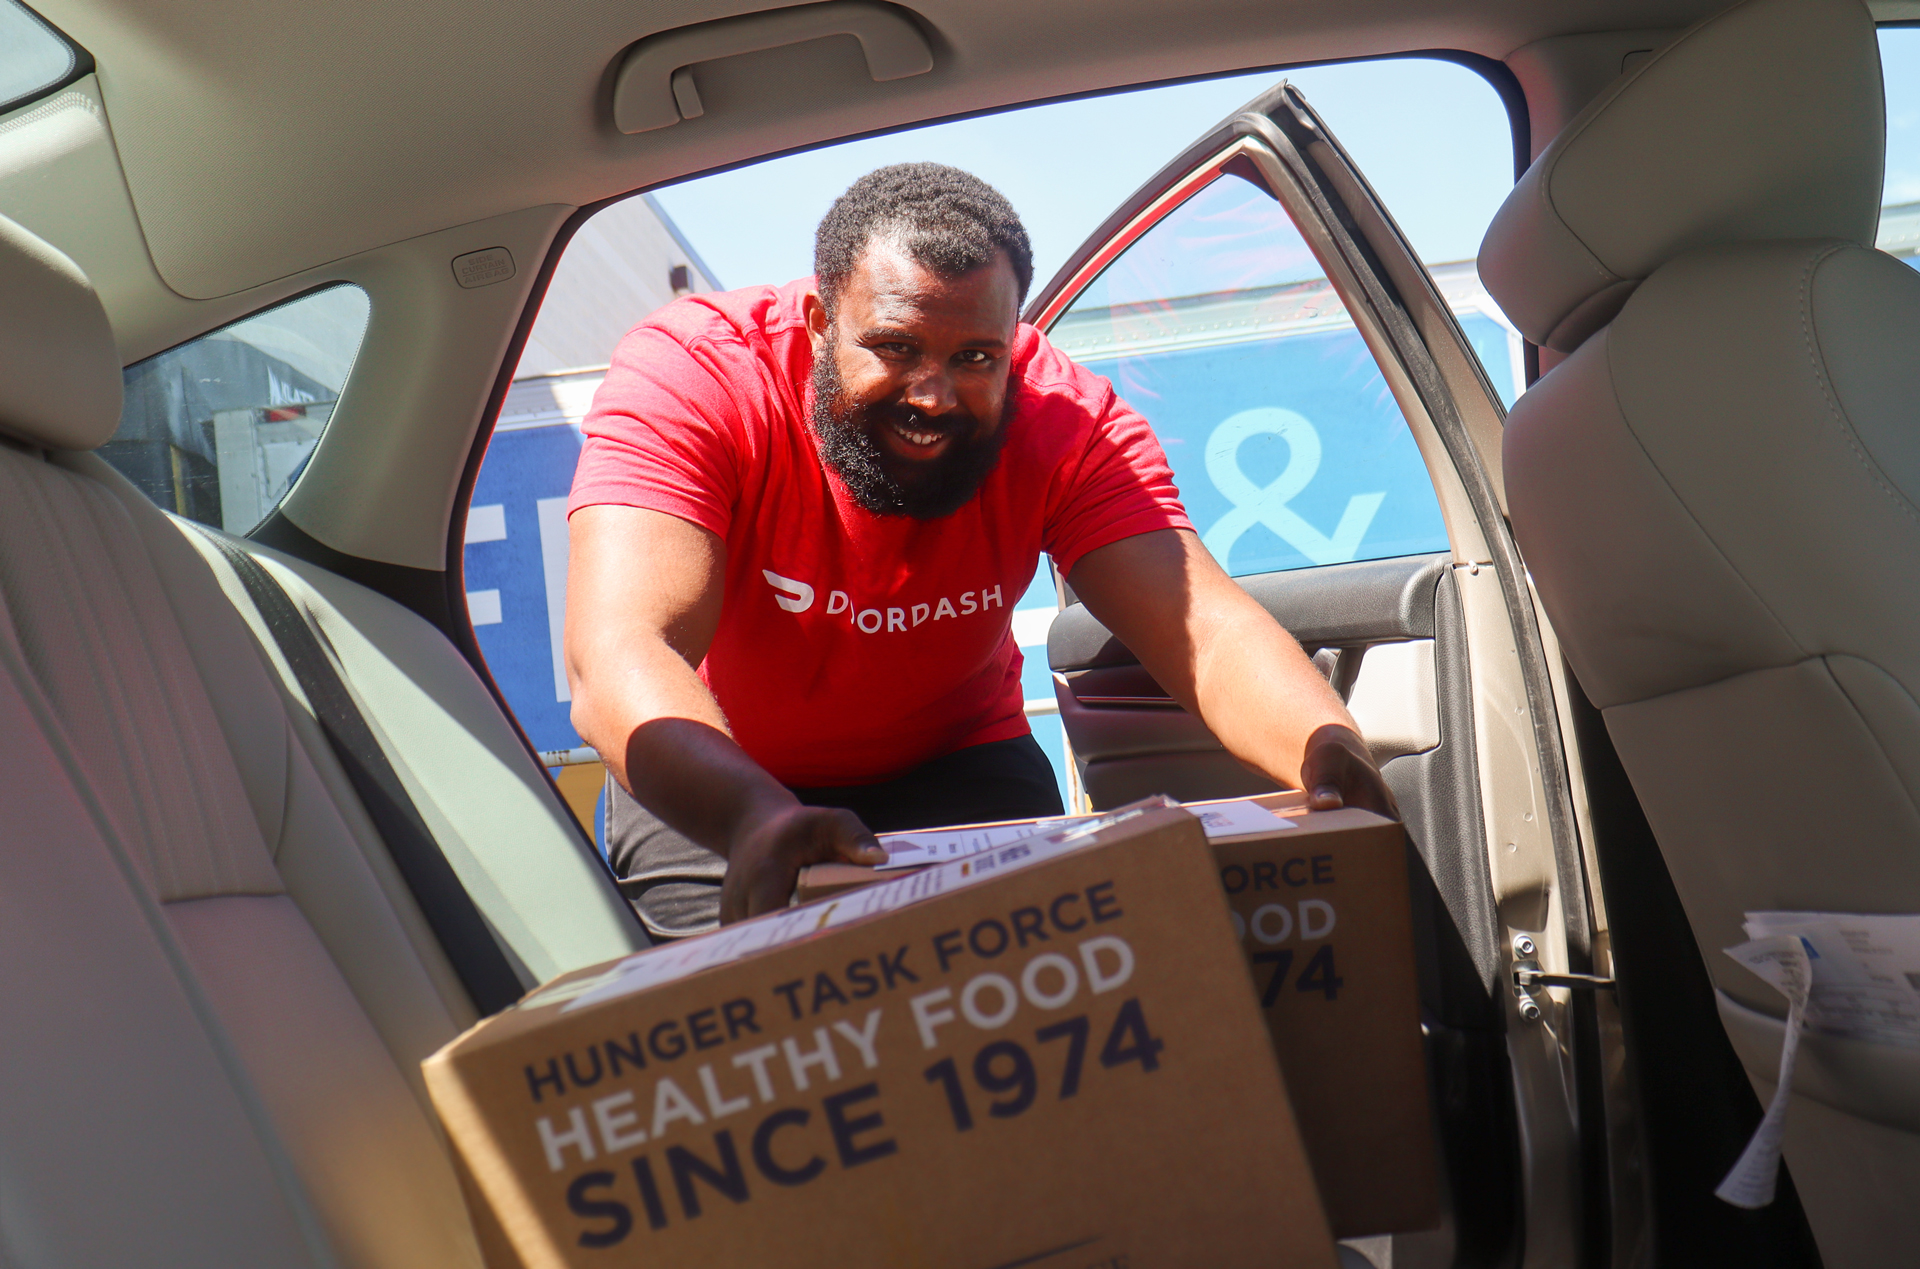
[872,342,913,357]
[956,350,993,366]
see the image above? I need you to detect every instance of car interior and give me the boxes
[0,0,1915,1265]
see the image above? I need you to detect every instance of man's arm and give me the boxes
[565,504,885,922]
[1067,528,1397,816]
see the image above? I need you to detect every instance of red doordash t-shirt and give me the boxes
[567,278,1190,787]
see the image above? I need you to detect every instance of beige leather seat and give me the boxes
[1482,0,1920,1258]
[0,209,644,1265]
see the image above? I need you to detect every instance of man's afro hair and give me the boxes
[813,163,1033,313]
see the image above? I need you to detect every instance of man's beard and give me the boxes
[810,347,1012,520]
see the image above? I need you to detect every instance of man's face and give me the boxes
[806,237,1021,519]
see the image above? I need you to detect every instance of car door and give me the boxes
[1026,83,1634,1267]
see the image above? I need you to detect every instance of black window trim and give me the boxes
[0,0,95,118]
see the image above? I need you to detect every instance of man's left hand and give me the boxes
[1299,723,1399,818]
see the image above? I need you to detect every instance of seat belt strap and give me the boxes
[188,524,525,1015]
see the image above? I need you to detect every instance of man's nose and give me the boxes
[903,364,957,415]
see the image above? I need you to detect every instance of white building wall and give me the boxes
[517,194,721,377]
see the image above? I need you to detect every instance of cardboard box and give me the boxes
[798,794,1440,1238]
[425,803,1338,1269]
[1200,794,1439,1238]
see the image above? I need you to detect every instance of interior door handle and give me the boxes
[614,0,934,134]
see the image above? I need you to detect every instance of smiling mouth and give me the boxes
[884,416,955,456]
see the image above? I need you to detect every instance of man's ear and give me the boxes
[803,290,830,351]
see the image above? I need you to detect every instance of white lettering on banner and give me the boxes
[536,497,572,703]
[762,570,815,613]
[1201,407,1385,568]
[827,590,851,614]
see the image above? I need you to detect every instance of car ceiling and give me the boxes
[33,0,1755,303]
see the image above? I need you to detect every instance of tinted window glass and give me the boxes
[101,285,371,533]
[1050,169,1449,577]
[0,1,78,114]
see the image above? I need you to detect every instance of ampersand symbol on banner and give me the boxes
[1200,407,1385,568]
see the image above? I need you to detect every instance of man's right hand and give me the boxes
[720,804,888,924]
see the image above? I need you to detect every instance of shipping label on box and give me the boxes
[425,805,1338,1269]
[1202,797,1439,1237]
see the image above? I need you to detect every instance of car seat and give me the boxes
[0,208,644,1265]
[1481,0,1920,1259]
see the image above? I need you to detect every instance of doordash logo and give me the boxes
[761,570,815,612]
[761,569,1004,634]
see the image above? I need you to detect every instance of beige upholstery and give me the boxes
[1491,0,1920,1257]
[1478,0,1882,350]
[172,501,647,988]
[0,214,644,1263]
[0,212,121,449]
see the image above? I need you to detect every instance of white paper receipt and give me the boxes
[1742,911,1920,1049]
[1716,910,1920,1208]
[1716,935,1812,1209]
[875,819,1078,871]
[876,799,1291,871]
[1188,800,1292,839]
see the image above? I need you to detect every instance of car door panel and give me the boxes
[1048,551,1446,806]
[1025,80,1621,1263]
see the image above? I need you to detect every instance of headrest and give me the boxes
[1479,0,1883,352]
[0,213,122,450]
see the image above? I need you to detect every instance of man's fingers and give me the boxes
[1309,783,1345,811]
[839,830,888,867]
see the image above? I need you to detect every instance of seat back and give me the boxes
[1482,0,1920,1258]
[0,208,643,1264]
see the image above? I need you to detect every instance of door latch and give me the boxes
[1509,934,1614,1021]
[1512,958,1616,1021]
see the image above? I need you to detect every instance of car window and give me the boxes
[466,57,1517,818]
[0,1,79,116]
[1049,167,1450,577]
[1881,26,1920,267]
[100,285,371,534]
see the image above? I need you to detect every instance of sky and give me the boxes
[653,32,1920,294]
[1885,28,1920,206]
[651,58,1517,293]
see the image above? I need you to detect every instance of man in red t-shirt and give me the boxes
[566,164,1392,938]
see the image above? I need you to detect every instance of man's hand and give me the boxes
[721,805,888,924]
[1300,723,1399,817]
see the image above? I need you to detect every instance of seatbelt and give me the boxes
[188,524,525,1015]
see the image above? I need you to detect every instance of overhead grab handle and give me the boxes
[614,0,934,134]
